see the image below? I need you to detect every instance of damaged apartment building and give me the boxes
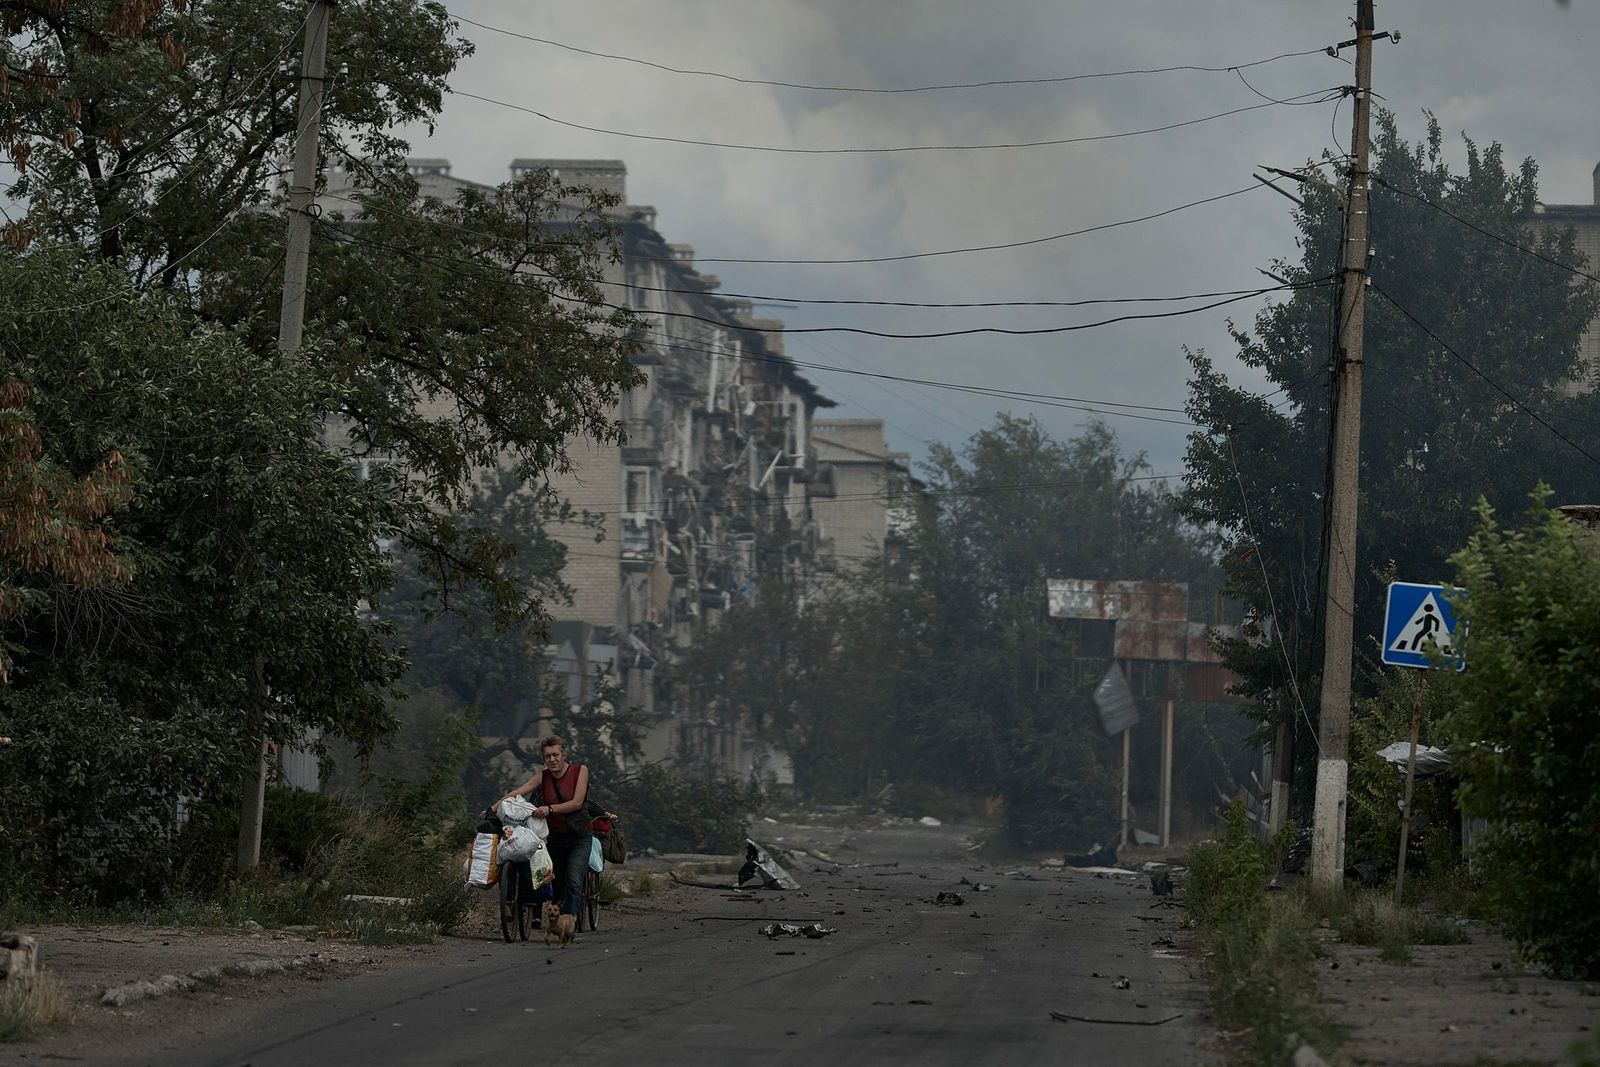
[326,157,907,780]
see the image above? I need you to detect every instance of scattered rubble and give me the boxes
[1,931,39,979]
[100,953,326,1007]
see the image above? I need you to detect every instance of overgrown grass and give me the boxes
[0,814,474,946]
[1310,892,1469,963]
[626,871,663,897]
[0,973,72,1043]
[1186,803,1339,1066]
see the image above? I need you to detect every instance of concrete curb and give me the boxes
[100,953,325,1007]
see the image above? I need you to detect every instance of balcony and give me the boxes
[621,514,656,565]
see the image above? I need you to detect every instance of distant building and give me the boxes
[809,419,915,578]
[1529,161,1600,393]
[322,157,837,782]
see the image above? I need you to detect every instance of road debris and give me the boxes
[1065,843,1118,868]
[740,839,802,891]
[926,892,966,906]
[1112,976,1131,990]
[958,878,996,892]
[918,816,942,826]
[759,922,836,940]
[1050,1010,1182,1026]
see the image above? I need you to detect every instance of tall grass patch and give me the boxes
[1187,803,1337,1066]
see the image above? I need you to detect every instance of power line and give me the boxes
[614,276,1316,312]
[1369,281,1600,471]
[629,327,1204,427]
[315,219,1326,344]
[1224,430,1321,755]
[628,281,1321,339]
[447,86,1345,155]
[1372,175,1600,287]
[325,179,1270,268]
[448,14,1331,95]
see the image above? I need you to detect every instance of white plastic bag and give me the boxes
[465,832,500,888]
[496,795,535,825]
[499,824,546,863]
[529,842,554,888]
[588,835,604,873]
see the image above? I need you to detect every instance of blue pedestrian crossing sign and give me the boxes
[1382,582,1464,670]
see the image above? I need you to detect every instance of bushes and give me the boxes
[610,764,761,854]
[1446,496,1600,979]
[1187,803,1334,1066]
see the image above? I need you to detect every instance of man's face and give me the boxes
[543,747,567,772]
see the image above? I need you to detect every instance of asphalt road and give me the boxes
[118,820,1203,1067]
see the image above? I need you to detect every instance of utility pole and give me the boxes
[238,0,335,873]
[1308,0,1375,891]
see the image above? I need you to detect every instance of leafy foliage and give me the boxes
[1187,802,1335,1066]
[1345,667,1463,873]
[608,763,762,855]
[0,379,131,681]
[685,416,1237,847]
[1445,492,1600,979]
[0,247,400,897]
[1181,115,1600,804]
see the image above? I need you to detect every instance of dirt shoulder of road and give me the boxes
[1317,925,1600,1066]
[3,865,743,1064]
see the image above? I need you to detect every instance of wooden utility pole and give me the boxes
[238,0,335,872]
[1309,0,1375,891]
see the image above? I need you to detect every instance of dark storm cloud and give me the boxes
[414,1,1600,471]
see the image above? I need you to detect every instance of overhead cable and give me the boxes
[447,86,1345,155]
[1372,175,1600,286]
[620,280,1328,339]
[1370,282,1600,471]
[448,13,1331,95]
[324,180,1271,267]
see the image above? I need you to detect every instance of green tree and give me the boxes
[4,1,642,611]
[1181,115,1600,805]
[1445,492,1600,978]
[0,246,399,895]
[0,378,131,682]
[687,416,1234,845]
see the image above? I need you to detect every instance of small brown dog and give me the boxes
[541,901,561,946]
[554,912,576,948]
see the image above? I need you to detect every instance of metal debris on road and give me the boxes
[740,839,802,891]
[759,922,836,940]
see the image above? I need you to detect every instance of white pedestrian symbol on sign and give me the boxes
[1389,593,1452,655]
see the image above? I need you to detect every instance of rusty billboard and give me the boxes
[1112,621,1234,664]
[1046,579,1189,623]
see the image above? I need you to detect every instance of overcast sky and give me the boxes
[405,1,1598,477]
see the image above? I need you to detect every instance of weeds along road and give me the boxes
[115,820,1203,1067]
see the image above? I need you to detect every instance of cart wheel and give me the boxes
[498,870,514,944]
[584,870,600,933]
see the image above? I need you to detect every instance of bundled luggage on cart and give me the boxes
[465,796,554,942]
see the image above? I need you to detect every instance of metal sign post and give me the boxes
[1394,672,1424,906]
[1380,581,1463,905]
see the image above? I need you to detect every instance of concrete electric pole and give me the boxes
[1308,0,1376,891]
[237,0,335,872]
